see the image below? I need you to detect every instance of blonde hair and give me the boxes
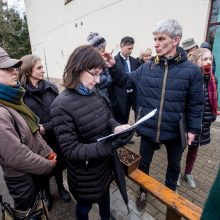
[188,48,210,63]
[19,54,41,84]
[140,48,152,59]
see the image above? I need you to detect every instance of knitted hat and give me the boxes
[182,38,198,51]
[0,47,22,69]
[200,42,211,50]
[87,32,107,50]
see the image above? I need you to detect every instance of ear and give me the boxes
[173,36,181,46]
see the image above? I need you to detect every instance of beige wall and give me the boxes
[24,0,211,79]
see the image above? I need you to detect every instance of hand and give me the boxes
[50,156,57,167]
[112,129,135,149]
[187,132,195,145]
[114,124,131,134]
[39,124,46,135]
[47,151,57,160]
[102,52,116,68]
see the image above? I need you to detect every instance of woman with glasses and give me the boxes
[18,54,71,210]
[50,45,130,220]
[0,47,56,211]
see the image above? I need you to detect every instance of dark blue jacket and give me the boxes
[109,47,204,143]
[98,69,112,98]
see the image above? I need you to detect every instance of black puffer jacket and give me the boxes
[23,80,59,153]
[109,47,204,143]
[50,89,119,202]
[191,75,216,146]
[23,80,58,129]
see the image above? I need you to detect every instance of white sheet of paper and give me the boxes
[97,109,157,142]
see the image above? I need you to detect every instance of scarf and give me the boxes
[202,64,218,115]
[75,84,95,96]
[0,83,39,133]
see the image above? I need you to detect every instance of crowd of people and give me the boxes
[0,18,219,220]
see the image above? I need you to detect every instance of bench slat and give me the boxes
[129,169,202,220]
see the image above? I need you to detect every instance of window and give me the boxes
[207,0,220,49]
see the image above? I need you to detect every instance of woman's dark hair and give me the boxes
[63,45,106,89]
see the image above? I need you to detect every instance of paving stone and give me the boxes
[141,211,155,220]
[151,199,167,214]
[154,211,166,220]
[144,202,159,217]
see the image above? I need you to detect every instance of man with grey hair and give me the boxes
[104,18,204,211]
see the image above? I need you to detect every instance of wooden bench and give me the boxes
[128,169,202,220]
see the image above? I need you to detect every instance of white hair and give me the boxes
[152,19,183,39]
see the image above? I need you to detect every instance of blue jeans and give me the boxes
[76,191,110,220]
[138,137,183,191]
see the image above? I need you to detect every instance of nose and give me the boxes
[154,41,159,48]
[14,68,19,75]
[207,59,212,65]
[95,76,100,84]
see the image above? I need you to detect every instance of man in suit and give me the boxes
[110,36,140,125]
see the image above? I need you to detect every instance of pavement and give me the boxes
[1,114,220,220]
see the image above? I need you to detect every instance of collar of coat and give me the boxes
[153,47,187,65]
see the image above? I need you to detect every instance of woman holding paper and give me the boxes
[50,45,130,220]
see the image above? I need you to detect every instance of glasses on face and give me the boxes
[86,70,101,79]
[0,67,18,72]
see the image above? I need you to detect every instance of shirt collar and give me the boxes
[120,53,129,60]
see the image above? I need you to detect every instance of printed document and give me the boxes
[97,109,157,142]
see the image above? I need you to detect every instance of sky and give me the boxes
[7,0,25,13]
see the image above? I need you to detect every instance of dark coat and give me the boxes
[98,69,112,98]
[109,47,204,143]
[50,89,119,202]
[190,74,216,146]
[23,80,59,152]
[136,57,145,66]
[110,53,140,122]
[201,167,220,220]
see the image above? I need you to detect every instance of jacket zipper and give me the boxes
[156,60,168,142]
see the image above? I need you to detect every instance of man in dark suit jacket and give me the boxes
[110,36,140,124]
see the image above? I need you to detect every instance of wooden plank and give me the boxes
[129,169,202,220]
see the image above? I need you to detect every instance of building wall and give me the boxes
[24,0,210,79]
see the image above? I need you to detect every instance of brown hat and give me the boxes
[182,38,198,51]
[0,47,22,69]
